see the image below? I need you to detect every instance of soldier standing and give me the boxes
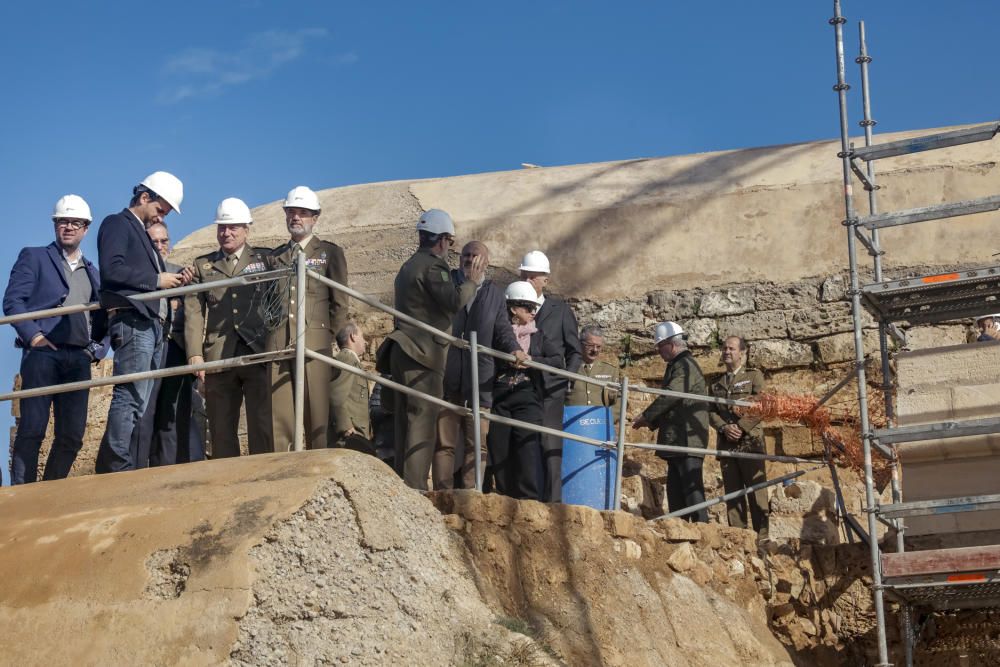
[185,198,273,457]
[378,209,485,490]
[709,336,769,537]
[565,324,620,425]
[267,186,348,450]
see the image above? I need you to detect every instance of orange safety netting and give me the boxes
[739,391,892,490]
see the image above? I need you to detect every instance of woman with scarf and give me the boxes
[487,281,565,499]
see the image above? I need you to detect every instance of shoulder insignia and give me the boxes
[320,251,327,259]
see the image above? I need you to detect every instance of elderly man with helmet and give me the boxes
[487,281,565,500]
[377,209,486,490]
[266,186,348,452]
[95,171,192,473]
[518,249,582,503]
[632,321,710,522]
[185,197,274,458]
[3,195,105,483]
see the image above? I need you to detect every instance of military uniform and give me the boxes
[266,235,349,451]
[565,359,620,425]
[640,349,710,522]
[709,366,768,534]
[185,246,273,458]
[379,247,476,490]
[329,347,372,452]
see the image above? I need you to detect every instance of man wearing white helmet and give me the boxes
[96,171,192,473]
[376,209,485,490]
[519,249,582,503]
[186,197,274,458]
[266,186,348,451]
[973,313,1000,342]
[631,321,710,522]
[3,195,104,483]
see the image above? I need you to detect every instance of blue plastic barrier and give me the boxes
[560,405,618,510]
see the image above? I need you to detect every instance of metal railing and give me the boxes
[2,251,828,522]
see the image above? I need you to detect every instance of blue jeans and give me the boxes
[96,311,163,473]
[10,346,91,484]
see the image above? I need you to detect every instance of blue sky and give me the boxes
[0,1,997,483]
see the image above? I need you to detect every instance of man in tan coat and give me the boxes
[709,335,769,536]
[379,209,485,490]
[330,322,372,452]
[185,198,273,458]
[266,186,349,451]
[565,324,620,426]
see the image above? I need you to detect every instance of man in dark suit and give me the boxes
[131,222,204,467]
[95,171,191,473]
[2,195,105,484]
[519,250,582,502]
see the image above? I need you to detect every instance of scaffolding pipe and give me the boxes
[470,331,484,492]
[628,441,816,465]
[653,469,807,521]
[0,350,293,403]
[0,269,292,327]
[293,250,307,452]
[612,376,630,512]
[832,2,891,664]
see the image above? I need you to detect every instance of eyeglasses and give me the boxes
[54,219,89,230]
[151,239,170,247]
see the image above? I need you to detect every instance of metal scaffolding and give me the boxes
[831,2,1000,664]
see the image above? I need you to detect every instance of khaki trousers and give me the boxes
[390,344,443,491]
[434,398,490,490]
[271,352,332,451]
[205,359,273,458]
[720,454,769,533]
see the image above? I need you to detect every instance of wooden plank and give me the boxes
[882,545,1000,578]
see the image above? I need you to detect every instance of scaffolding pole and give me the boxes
[831,2,890,664]
[470,331,484,492]
[293,249,307,452]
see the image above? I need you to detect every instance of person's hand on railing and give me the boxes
[30,333,57,350]
[188,355,206,382]
[631,415,651,430]
[722,423,744,442]
[158,272,185,289]
[462,254,487,284]
[512,350,529,368]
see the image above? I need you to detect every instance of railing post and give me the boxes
[293,249,307,452]
[613,376,629,511]
[470,331,483,492]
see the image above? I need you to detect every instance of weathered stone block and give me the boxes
[755,282,820,311]
[699,288,754,317]
[667,542,697,572]
[768,515,840,545]
[903,325,968,351]
[815,331,880,364]
[820,275,847,303]
[786,303,856,340]
[770,480,836,515]
[897,341,1000,389]
[660,518,702,542]
[647,290,702,320]
[776,426,824,458]
[718,311,788,341]
[681,317,717,347]
[748,339,813,370]
[896,387,953,424]
[576,299,645,327]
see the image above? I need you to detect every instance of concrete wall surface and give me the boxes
[173,123,1000,301]
[895,341,1000,536]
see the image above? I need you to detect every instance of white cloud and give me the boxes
[335,51,359,65]
[158,28,329,104]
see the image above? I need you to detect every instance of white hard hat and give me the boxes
[518,250,550,274]
[416,209,456,236]
[653,321,686,345]
[52,194,92,222]
[504,280,543,305]
[140,171,183,214]
[214,197,253,225]
[283,185,321,212]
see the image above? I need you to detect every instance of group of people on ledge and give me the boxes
[3,172,770,536]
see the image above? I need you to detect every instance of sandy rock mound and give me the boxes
[0,450,543,666]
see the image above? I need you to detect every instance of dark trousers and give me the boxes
[206,342,273,458]
[488,380,543,500]
[720,455,769,532]
[10,347,91,484]
[150,340,204,466]
[666,455,708,523]
[540,388,567,503]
